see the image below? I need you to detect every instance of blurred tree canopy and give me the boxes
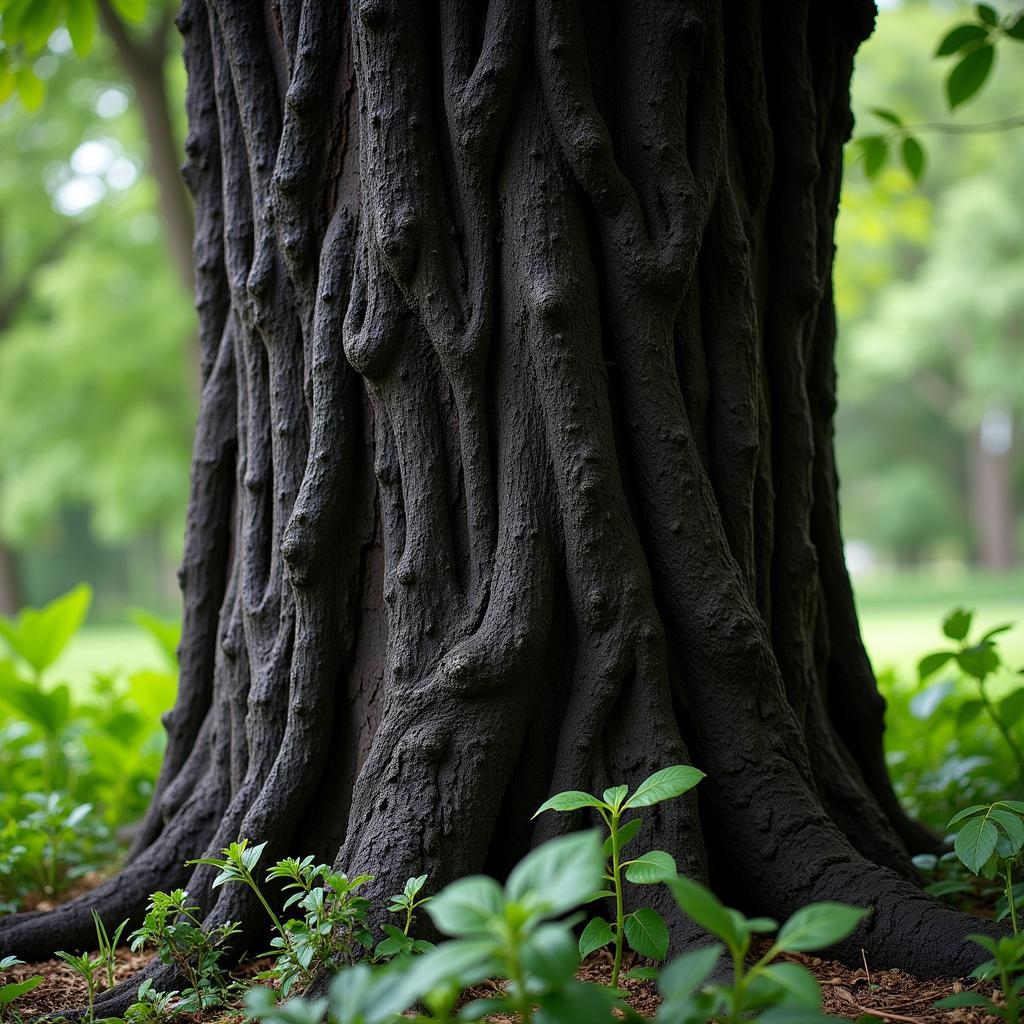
[0,4,195,613]
[836,0,1024,569]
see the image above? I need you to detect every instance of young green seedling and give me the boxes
[0,957,43,1023]
[92,910,129,991]
[662,874,868,1024]
[55,949,105,1023]
[918,609,1024,781]
[375,874,435,960]
[533,764,705,988]
[935,933,1024,1023]
[947,800,1024,935]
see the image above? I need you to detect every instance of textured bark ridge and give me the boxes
[0,0,1006,1000]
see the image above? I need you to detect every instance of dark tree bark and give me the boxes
[0,0,1007,1000]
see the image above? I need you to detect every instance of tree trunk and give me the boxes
[0,0,1005,998]
[967,420,1017,571]
[0,536,21,616]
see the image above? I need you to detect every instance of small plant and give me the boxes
[935,933,1024,1023]
[0,957,43,1022]
[125,979,180,1024]
[374,874,435,961]
[533,764,705,988]
[129,888,239,1012]
[92,910,129,990]
[660,874,868,1023]
[948,800,1024,934]
[919,609,1024,781]
[55,949,105,1023]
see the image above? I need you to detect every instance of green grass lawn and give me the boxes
[54,625,168,692]
[854,569,1024,677]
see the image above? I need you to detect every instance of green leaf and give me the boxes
[602,785,629,810]
[624,907,669,960]
[775,903,868,952]
[947,45,995,108]
[948,804,989,827]
[109,0,147,23]
[668,875,742,952]
[425,876,504,937]
[623,765,704,809]
[65,0,97,55]
[625,850,677,884]
[954,815,999,873]
[989,809,1024,855]
[934,991,995,1009]
[901,136,925,182]
[943,608,973,641]
[917,650,954,680]
[130,610,182,667]
[521,923,579,985]
[935,23,988,56]
[1007,14,1024,40]
[957,644,999,681]
[999,689,1024,727]
[578,916,614,959]
[532,791,606,818]
[622,966,660,980]
[870,107,902,127]
[859,135,888,180]
[976,4,998,27]
[506,830,605,918]
[605,817,643,858]
[0,977,43,1006]
[657,944,723,1000]
[760,962,821,1007]
[0,584,91,674]
[956,698,985,728]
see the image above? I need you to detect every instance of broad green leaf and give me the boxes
[859,136,888,179]
[532,791,605,818]
[605,816,643,858]
[948,803,988,826]
[578,916,614,958]
[109,0,147,23]
[425,876,503,937]
[657,944,723,1000]
[976,4,998,27]
[870,107,902,127]
[954,815,998,873]
[901,137,925,182]
[622,966,659,980]
[956,698,985,728]
[775,903,868,952]
[981,623,1014,642]
[934,991,995,1009]
[957,644,999,681]
[943,608,973,641]
[999,689,1024,727]
[506,830,604,918]
[625,850,677,884]
[623,765,704,809]
[1007,14,1024,39]
[602,785,628,810]
[66,0,97,55]
[989,809,1024,854]
[0,584,92,674]
[521,923,578,984]
[917,650,954,680]
[947,45,995,109]
[668,875,742,952]
[760,962,821,1007]
[0,977,43,1006]
[624,907,668,960]
[935,23,988,56]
